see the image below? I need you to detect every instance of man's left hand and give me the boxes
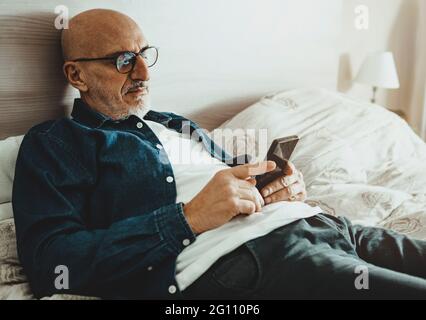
[260,161,307,204]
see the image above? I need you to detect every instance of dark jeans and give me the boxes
[183,214,426,299]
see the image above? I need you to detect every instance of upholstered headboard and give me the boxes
[0,0,342,139]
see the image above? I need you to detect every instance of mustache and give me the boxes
[125,81,149,93]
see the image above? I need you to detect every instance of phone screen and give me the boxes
[268,136,299,167]
[256,135,299,190]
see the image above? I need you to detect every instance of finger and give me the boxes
[238,188,262,212]
[246,177,257,186]
[287,182,305,196]
[260,172,299,197]
[237,199,257,215]
[254,188,265,207]
[297,172,305,190]
[289,191,306,202]
[238,181,264,209]
[249,185,265,207]
[237,179,256,189]
[230,161,276,179]
[283,161,296,176]
[285,173,300,186]
[264,182,305,204]
[296,191,307,202]
[264,188,289,204]
[285,185,306,202]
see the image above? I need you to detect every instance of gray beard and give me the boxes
[128,104,151,119]
[125,93,152,119]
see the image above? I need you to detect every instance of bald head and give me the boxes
[61,9,152,120]
[61,9,144,61]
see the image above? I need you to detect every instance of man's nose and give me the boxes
[130,55,150,81]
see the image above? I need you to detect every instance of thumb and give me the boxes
[246,177,257,186]
[231,161,276,179]
[283,160,295,176]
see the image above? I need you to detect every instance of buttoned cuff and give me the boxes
[155,202,196,255]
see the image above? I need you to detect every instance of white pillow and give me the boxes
[217,88,426,179]
[0,202,13,221]
[0,135,24,205]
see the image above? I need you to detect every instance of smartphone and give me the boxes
[255,135,299,191]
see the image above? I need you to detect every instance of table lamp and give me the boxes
[354,52,400,103]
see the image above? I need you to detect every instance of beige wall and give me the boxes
[0,0,342,138]
[338,0,425,136]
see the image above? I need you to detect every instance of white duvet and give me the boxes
[216,88,426,240]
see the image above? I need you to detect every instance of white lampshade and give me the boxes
[354,52,400,89]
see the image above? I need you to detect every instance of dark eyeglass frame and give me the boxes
[70,46,158,74]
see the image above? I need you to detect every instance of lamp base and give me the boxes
[371,86,377,104]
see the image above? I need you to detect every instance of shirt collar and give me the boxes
[70,98,188,132]
[70,98,111,128]
[143,110,172,125]
[71,98,175,129]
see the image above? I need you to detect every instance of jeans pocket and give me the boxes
[211,245,261,294]
[315,213,346,234]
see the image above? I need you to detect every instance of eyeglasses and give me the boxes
[70,46,158,74]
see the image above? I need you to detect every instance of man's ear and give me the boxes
[63,62,89,92]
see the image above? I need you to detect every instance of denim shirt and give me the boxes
[12,98,248,299]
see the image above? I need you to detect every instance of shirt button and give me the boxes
[182,239,191,246]
[147,266,153,271]
[166,176,174,183]
[156,144,163,150]
[168,285,177,294]
[136,122,143,129]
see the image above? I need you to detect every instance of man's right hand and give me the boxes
[183,161,276,234]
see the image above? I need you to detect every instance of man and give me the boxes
[12,9,426,299]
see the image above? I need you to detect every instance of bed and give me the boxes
[2,87,426,299]
[1,0,425,300]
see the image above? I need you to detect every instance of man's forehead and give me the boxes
[92,27,147,56]
[62,9,147,60]
[103,39,149,57]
